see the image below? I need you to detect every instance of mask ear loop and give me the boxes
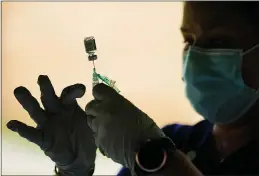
[239,44,259,71]
[242,44,259,56]
[188,35,197,49]
[241,44,259,93]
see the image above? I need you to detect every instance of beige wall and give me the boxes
[2,2,202,175]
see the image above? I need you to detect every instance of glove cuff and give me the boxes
[55,156,95,176]
[55,164,95,176]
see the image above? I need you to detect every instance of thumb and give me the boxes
[60,84,86,104]
[92,83,118,101]
[6,120,43,147]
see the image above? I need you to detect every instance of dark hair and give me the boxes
[185,2,259,29]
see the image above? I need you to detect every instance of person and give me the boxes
[7,1,259,175]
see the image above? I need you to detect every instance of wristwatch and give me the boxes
[134,137,176,174]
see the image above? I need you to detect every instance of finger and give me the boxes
[86,115,98,133]
[7,120,43,147]
[60,84,86,104]
[37,75,60,113]
[85,99,115,117]
[92,83,118,101]
[85,99,101,117]
[14,86,47,127]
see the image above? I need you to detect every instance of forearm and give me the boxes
[151,149,203,176]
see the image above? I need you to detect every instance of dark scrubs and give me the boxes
[117,120,259,176]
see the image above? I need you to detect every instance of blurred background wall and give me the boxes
[2,2,202,175]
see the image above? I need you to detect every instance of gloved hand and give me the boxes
[85,83,165,173]
[6,75,96,176]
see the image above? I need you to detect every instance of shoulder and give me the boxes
[162,120,213,150]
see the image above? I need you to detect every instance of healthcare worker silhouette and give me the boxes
[7,2,259,176]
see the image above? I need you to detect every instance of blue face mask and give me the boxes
[182,45,259,124]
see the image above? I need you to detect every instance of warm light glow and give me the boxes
[2,2,202,175]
